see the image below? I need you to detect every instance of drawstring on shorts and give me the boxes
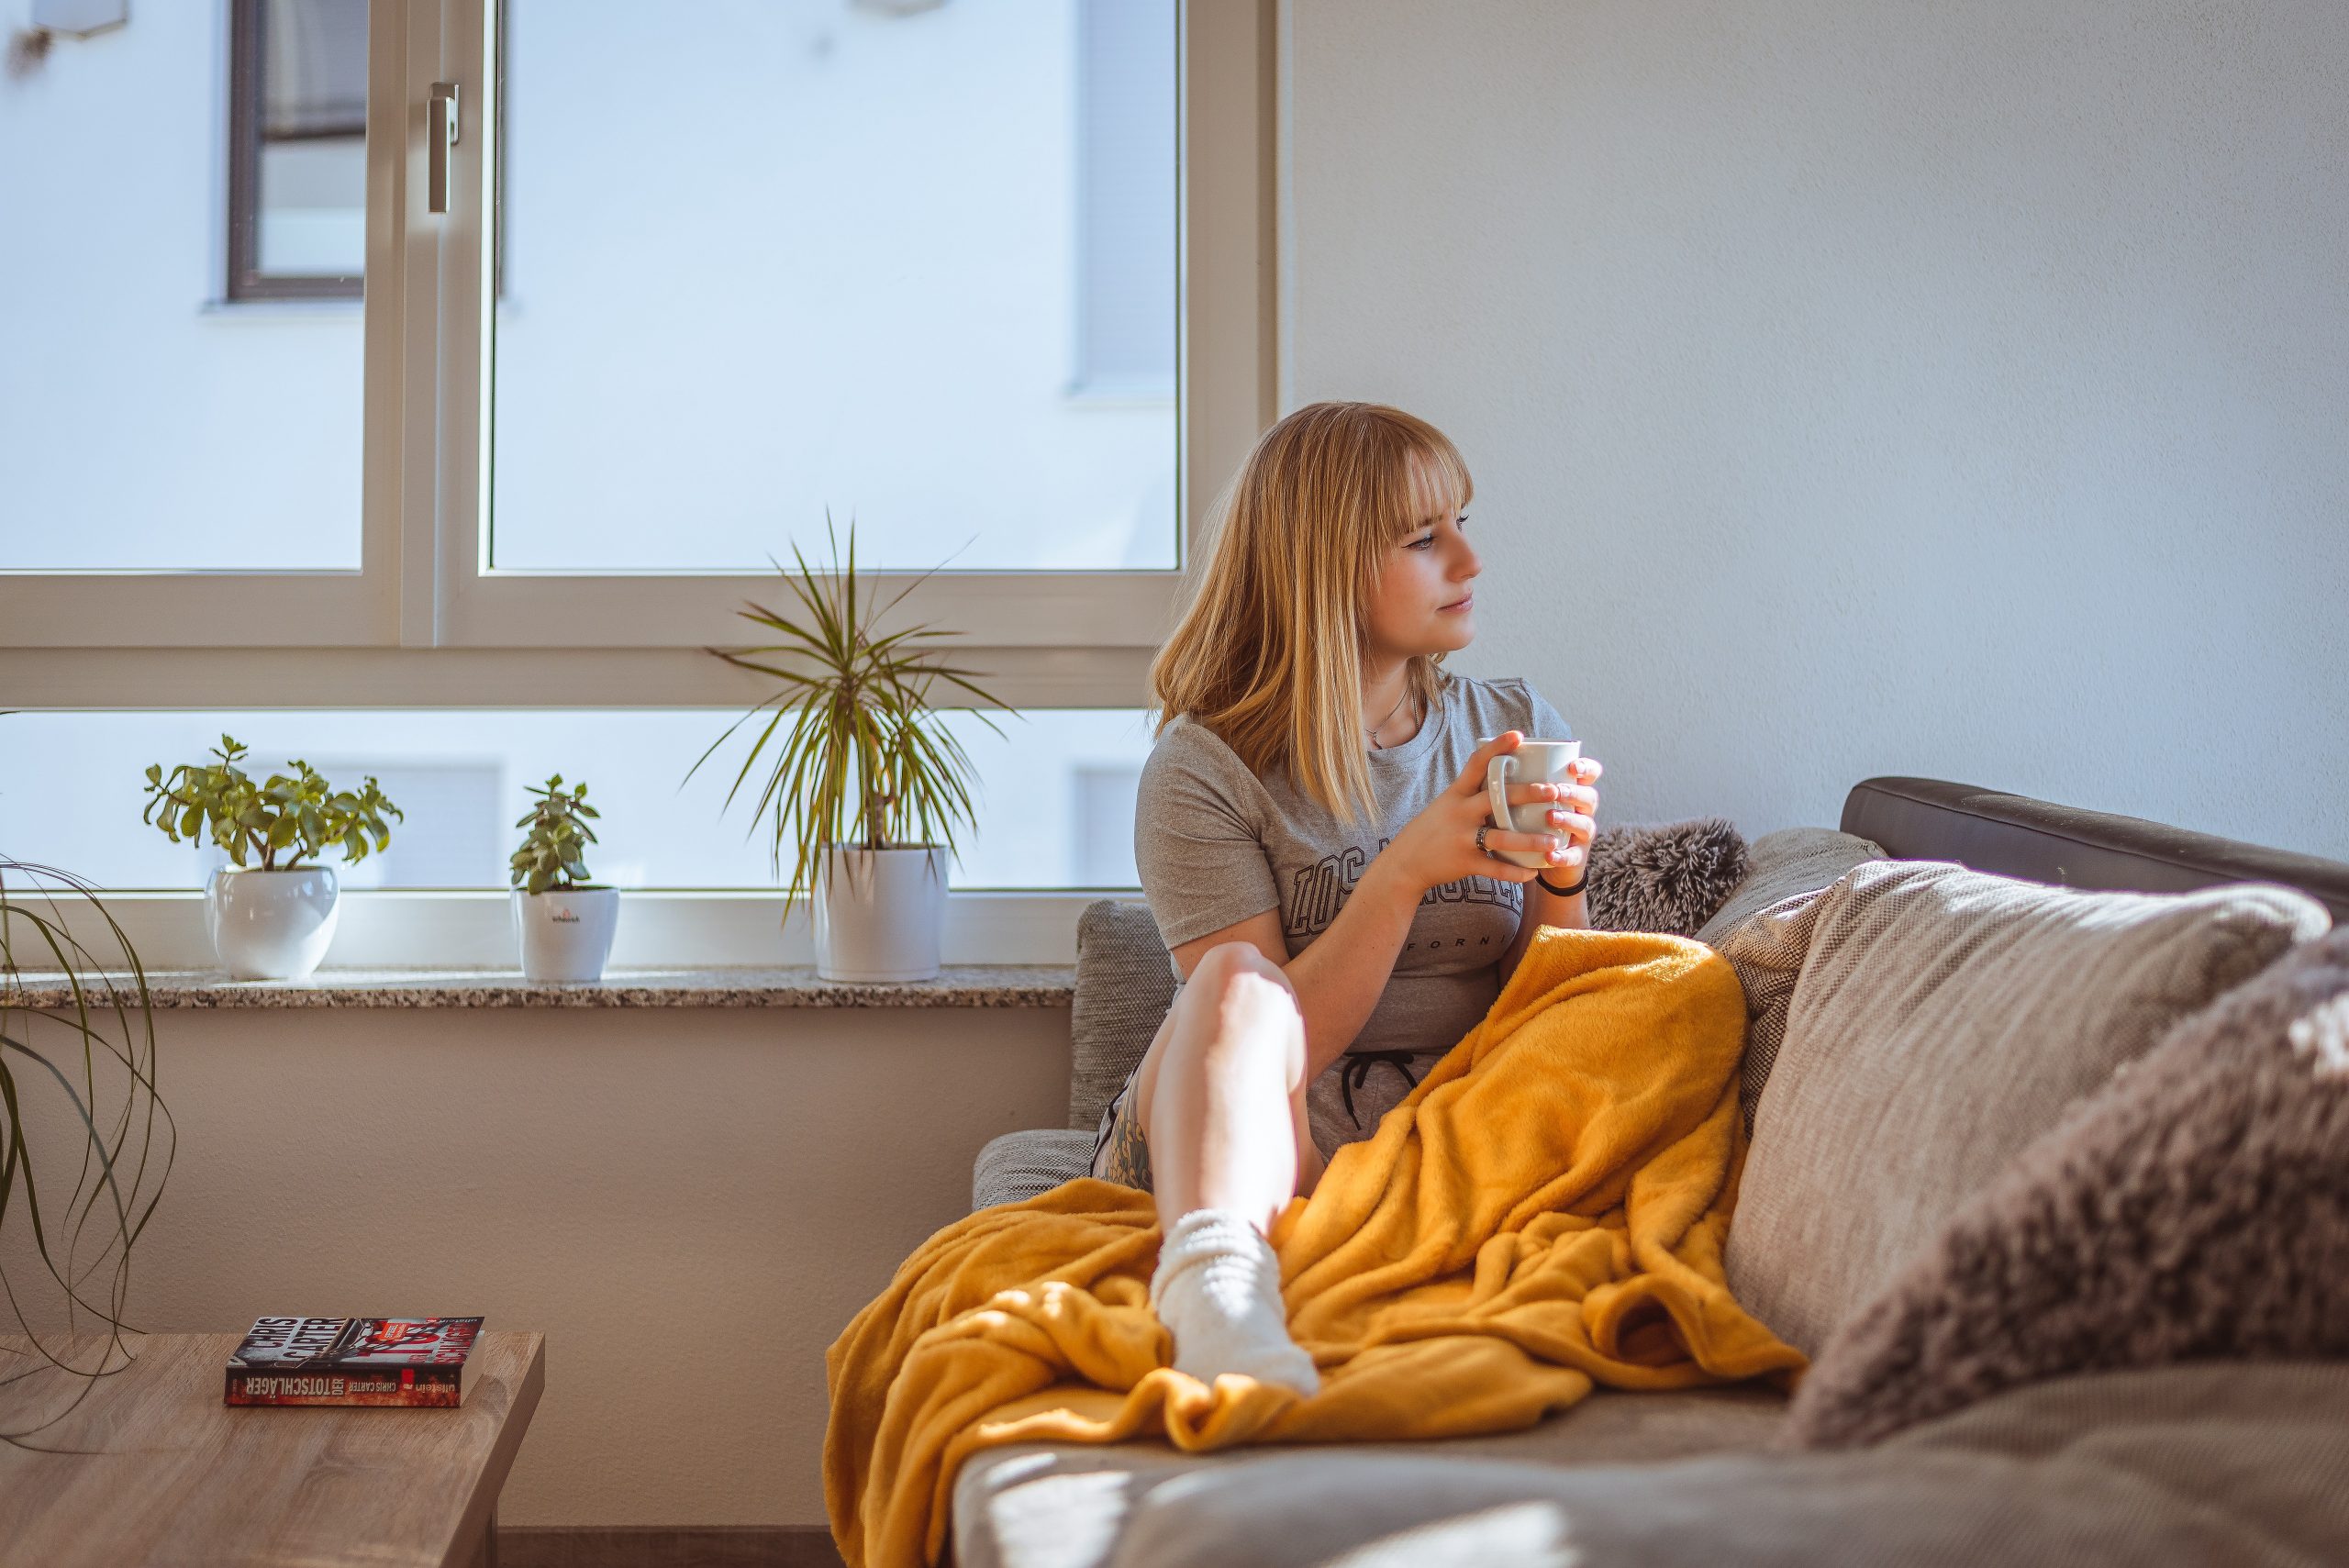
[1338,1049,1422,1128]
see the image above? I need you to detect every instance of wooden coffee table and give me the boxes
[0,1330,544,1568]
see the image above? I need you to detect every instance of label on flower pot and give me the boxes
[512,886,620,983]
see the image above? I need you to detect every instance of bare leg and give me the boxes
[1132,942,1318,1235]
[1130,943,1322,1394]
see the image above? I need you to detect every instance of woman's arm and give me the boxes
[1498,881,1589,986]
[1169,850,1432,1084]
[1167,733,1565,1081]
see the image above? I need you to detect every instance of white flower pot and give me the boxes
[811,845,949,983]
[512,886,620,984]
[206,866,340,981]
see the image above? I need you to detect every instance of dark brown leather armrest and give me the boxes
[1842,777,2349,925]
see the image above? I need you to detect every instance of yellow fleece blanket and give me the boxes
[825,928,1807,1568]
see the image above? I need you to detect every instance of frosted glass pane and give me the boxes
[488,0,1178,574]
[0,0,362,572]
[0,709,1154,890]
[258,138,366,275]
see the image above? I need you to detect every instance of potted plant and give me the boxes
[690,517,1013,982]
[508,774,619,984]
[139,736,401,981]
[0,851,173,1444]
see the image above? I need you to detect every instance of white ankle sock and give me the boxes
[1148,1207,1319,1396]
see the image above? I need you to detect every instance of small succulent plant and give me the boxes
[141,735,400,871]
[509,774,602,895]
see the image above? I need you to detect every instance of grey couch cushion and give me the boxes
[1788,927,2349,1448]
[1723,861,2329,1357]
[1691,828,1887,1132]
[958,1364,2349,1568]
[953,1385,1789,1568]
[1693,827,1886,949]
[974,1129,1097,1211]
[1067,901,1177,1132]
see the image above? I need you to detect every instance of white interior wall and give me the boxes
[1284,0,2347,862]
[4,1005,1071,1529]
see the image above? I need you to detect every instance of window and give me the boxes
[0,0,1271,931]
[228,0,369,301]
[0,709,1156,891]
[488,0,1180,576]
[1071,762,1146,886]
[0,0,367,574]
[1074,0,1179,405]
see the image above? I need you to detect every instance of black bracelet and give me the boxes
[1534,870,1587,898]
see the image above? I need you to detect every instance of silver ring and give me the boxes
[1474,822,1492,854]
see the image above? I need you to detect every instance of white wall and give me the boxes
[1284,0,2349,862]
[3,1004,1072,1529]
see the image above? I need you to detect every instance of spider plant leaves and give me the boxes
[692,515,1021,923]
[0,855,174,1442]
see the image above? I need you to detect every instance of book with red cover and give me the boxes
[224,1317,484,1407]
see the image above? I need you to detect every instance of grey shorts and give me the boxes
[1088,1048,1446,1194]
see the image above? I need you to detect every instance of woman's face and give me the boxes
[1362,479,1479,663]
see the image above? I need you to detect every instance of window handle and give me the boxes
[429,82,461,216]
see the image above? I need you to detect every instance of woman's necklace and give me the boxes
[1365,686,1410,751]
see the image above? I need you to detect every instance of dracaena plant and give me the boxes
[0,851,175,1449]
[509,775,603,895]
[139,736,401,872]
[688,515,1017,925]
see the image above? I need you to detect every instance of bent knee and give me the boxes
[1193,955,1303,1063]
[1191,940,1296,997]
[1194,947,1300,1026]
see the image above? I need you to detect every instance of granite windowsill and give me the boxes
[0,964,1076,1010]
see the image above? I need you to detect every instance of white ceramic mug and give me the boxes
[1482,739,1583,870]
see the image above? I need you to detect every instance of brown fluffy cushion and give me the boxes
[1787,925,2349,1450]
[1583,817,1750,937]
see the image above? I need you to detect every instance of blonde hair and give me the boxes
[1150,401,1473,827]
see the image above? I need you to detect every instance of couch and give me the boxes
[954,776,2349,1568]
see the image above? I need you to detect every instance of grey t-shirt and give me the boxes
[1133,673,1574,1056]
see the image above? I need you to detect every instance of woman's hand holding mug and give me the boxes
[1484,735,1602,881]
[1384,732,1602,895]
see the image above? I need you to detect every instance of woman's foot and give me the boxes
[1148,1208,1319,1396]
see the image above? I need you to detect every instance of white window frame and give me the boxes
[0,0,1276,719]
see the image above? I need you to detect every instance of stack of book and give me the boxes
[224,1317,484,1407]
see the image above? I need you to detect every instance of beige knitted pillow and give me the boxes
[1695,827,1886,948]
[1722,861,2329,1356]
[1701,828,1887,1133]
[1789,927,2349,1448]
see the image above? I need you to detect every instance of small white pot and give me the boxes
[512,886,620,984]
[206,866,340,981]
[811,845,949,983]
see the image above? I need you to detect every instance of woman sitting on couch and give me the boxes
[1096,400,1605,1396]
